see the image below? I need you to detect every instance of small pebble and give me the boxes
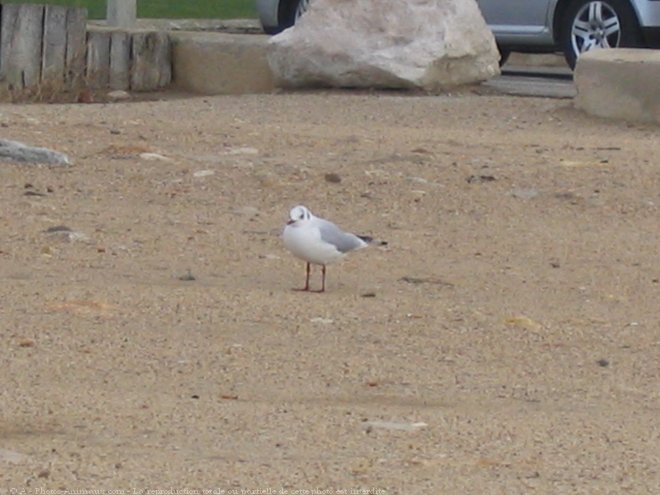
[324,173,342,183]
[193,169,215,178]
[44,225,72,233]
[107,90,131,102]
[139,152,172,162]
[511,188,539,200]
[178,270,196,281]
[467,174,496,184]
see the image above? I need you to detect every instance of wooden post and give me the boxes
[42,6,68,86]
[131,31,171,91]
[86,29,111,88]
[0,4,86,95]
[107,0,136,28]
[0,4,45,89]
[65,7,88,89]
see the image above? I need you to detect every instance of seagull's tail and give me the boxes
[356,235,388,248]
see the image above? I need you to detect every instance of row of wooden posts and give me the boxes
[0,1,170,98]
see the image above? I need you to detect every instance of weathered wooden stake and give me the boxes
[86,29,111,88]
[0,4,44,90]
[42,6,67,85]
[131,31,171,91]
[0,4,87,94]
[0,3,172,96]
[65,7,88,89]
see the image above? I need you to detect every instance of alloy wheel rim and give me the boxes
[571,1,621,56]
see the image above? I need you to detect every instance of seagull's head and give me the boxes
[287,205,313,225]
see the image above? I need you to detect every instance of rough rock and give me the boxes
[363,420,428,432]
[267,0,500,91]
[139,152,172,162]
[43,225,90,243]
[107,90,131,102]
[0,139,71,165]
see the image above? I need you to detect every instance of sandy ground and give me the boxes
[1,90,659,494]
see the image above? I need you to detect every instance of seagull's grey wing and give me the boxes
[317,219,366,253]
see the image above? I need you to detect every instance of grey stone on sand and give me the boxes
[0,448,29,464]
[511,188,540,200]
[0,139,71,165]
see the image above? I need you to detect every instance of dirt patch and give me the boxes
[1,90,658,493]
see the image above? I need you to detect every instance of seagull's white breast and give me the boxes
[283,222,346,265]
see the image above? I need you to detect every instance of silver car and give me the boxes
[256,0,660,68]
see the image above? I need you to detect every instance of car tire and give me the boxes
[559,0,643,69]
[279,0,312,30]
[498,47,511,66]
[262,25,283,35]
[276,0,298,31]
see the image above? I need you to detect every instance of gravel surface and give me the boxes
[1,90,659,494]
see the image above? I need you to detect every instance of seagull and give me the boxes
[283,205,372,292]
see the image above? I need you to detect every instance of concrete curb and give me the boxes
[169,31,275,95]
[574,48,660,125]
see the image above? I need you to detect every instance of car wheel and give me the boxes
[560,0,642,68]
[498,48,511,67]
[279,0,311,30]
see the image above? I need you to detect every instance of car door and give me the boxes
[477,0,554,43]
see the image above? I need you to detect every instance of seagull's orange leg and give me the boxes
[312,264,326,293]
[293,262,311,291]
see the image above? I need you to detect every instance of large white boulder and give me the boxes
[267,0,500,92]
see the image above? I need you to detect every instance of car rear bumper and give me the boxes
[641,27,660,47]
